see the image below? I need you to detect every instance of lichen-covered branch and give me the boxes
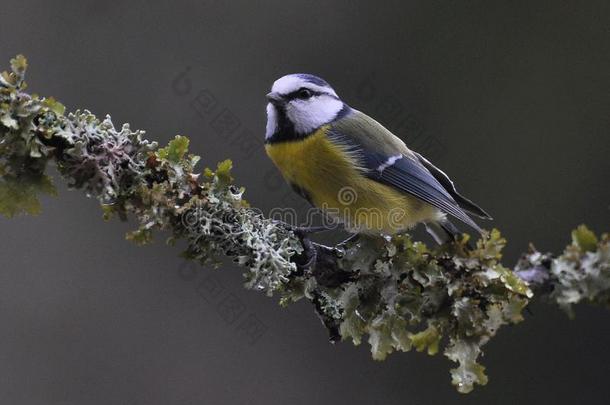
[1,56,608,394]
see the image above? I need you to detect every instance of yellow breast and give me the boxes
[265,127,442,234]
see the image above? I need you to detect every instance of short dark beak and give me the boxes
[266,92,284,106]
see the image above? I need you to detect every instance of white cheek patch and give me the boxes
[286,96,344,134]
[265,103,278,139]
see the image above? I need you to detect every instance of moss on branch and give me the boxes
[1,56,608,393]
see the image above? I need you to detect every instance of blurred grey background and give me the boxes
[1,0,610,404]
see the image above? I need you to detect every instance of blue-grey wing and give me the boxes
[374,154,483,232]
[329,110,488,232]
[413,152,492,220]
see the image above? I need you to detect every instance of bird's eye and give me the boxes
[297,88,312,99]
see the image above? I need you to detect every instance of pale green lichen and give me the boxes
[549,227,609,316]
[1,55,609,394]
[515,226,610,317]
[299,233,531,393]
[0,55,59,216]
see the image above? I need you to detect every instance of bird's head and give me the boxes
[265,73,346,140]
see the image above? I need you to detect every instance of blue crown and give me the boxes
[295,73,331,88]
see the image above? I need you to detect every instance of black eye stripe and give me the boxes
[285,88,321,100]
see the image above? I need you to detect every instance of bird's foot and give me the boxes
[291,232,320,274]
[300,237,318,272]
[332,233,360,258]
[272,219,333,236]
[337,233,360,247]
[293,225,334,235]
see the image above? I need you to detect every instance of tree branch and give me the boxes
[1,55,608,394]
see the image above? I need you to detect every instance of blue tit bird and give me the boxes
[264,73,491,242]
